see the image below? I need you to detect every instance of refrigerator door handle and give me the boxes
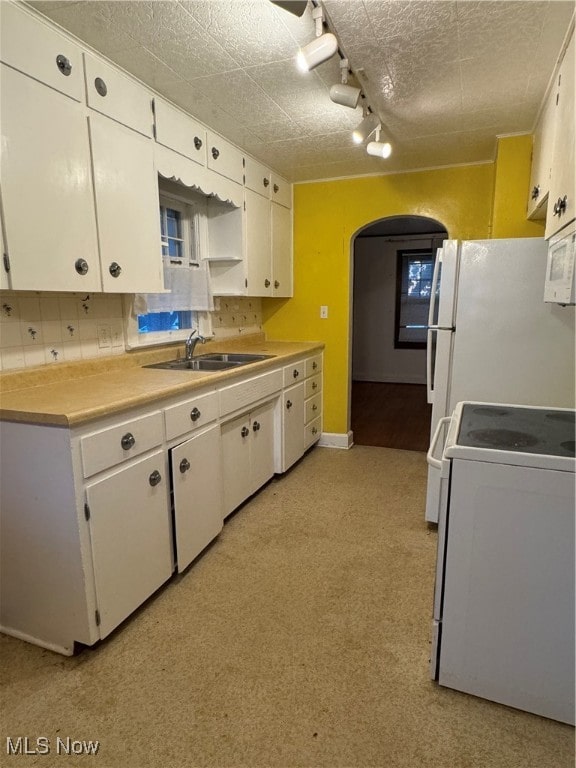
[428,248,443,328]
[427,416,451,469]
[426,328,436,404]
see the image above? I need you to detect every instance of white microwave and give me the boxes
[544,221,576,305]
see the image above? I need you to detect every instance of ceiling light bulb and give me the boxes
[352,113,380,144]
[296,33,338,72]
[367,141,392,159]
[329,83,361,109]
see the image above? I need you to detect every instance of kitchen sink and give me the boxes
[143,352,274,372]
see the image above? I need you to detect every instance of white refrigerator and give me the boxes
[425,238,576,523]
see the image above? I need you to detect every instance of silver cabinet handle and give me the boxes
[149,470,162,487]
[312,404,318,411]
[241,426,250,437]
[211,147,220,160]
[531,185,540,200]
[179,458,191,473]
[109,262,122,278]
[190,407,201,422]
[263,177,270,187]
[273,184,279,193]
[312,427,318,435]
[312,361,317,370]
[312,381,317,390]
[94,76,107,97]
[121,432,135,450]
[194,136,202,150]
[75,258,89,275]
[56,54,72,76]
[253,421,261,432]
[293,369,299,378]
[286,400,292,410]
[274,280,280,289]
[264,279,271,288]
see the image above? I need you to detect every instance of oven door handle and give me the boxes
[427,417,452,469]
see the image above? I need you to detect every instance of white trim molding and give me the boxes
[318,431,354,449]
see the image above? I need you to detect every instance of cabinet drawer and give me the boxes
[305,416,322,449]
[283,360,305,387]
[305,393,322,425]
[81,411,163,478]
[305,374,322,399]
[270,173,291,208]
[305,354,322,378]
[154,98,206,166]
[84,53,153,137]
[220,369,283,417]
[206,130,244,185]
[0,3,83,101]
[164,391,219,441]
[244,156,271,197]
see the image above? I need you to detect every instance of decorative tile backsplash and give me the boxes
[0,291,263,371]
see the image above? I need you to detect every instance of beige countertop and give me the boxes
[0,335,324,427]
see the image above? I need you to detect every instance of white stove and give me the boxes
[429,401,575,724]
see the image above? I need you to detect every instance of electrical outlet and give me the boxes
[97,324,111,349]
[320,305,328,319]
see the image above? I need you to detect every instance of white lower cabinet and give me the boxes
[221,400,276,517]
[170,425,223,571]
[85,451,173,639]
[282,383,305,472]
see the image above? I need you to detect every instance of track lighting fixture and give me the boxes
[367,127,392,159]
[296,5,338,72]
[352,111,380,144]
[329,59,361,109]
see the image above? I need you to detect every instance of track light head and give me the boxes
[367,140,392,159]
[352,112,380,144]
[329,83,361,109]
[296,32,338,72]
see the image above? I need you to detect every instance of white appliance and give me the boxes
[429,401,575,724]
[426,237,575,522]
[544,220,576,305]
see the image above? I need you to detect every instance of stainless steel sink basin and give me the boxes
[143,352,274,372]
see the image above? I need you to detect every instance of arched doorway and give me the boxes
[350,215,448,450]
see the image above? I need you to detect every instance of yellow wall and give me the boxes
[491,135,546,238]
[263,163,495,434]
[263,138,543,436]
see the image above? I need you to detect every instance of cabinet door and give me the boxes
[171,425,223,572]
[244,157,271,197]
[206,131,244,184]
[546,31,575,238]
[89,114,164,293]
[270,173,292,208]
[282,383,305,472]
[245,188,272,296]
[85,451,173,639]
[0,65,101,291]
[527,89,556,219]
[271,202,293,297]
[0,191,10,290]
[221,413,252,517]
[250,401,276,491]
[154,98,206,166]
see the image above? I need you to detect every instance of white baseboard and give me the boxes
[318,431,354,449]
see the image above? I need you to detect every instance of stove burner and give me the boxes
[472,407,509,417]
[545,412,576,424]
[467,429,539,449]
[560,441,575,456]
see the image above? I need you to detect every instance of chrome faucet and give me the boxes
[185,330,206,360]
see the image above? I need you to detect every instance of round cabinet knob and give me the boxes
[286,400,293,410]
[312,381,318,390]
[273,184,279,194]
[312,427,318,435]
[312,404,318,411]
[293,369,299,379]
[56,54,72,76]
[190,407,201,422]
[94,77,108,97]
[252,421,261,432]
[109,262,122,278]
[211,147,220,160]
[149,470,162,487]
[274,280,280,289]
[179,458,191,474]
[194,136,203,150]
[312,361,317,370]
[75,258,89,276]
[241,426,250,437]
[531,185,540,201]
[120,432,136,450]
[264,279,271,288]
[263,177,270,187]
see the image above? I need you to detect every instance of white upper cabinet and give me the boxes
[271,202,293,297]
[546,29,575,239]
[270,173,292,209]
[206,130,244,185]
[84,53,154,138]
[0,2,83,102]
[0,64,101,292]
[527,87,556,220]
[244,188,272,297]
[89,113,164,293]
[153,98,206,166]
[244,157,271,198]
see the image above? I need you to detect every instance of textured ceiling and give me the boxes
[26,0,575,183]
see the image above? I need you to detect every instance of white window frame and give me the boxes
[124,188,213,350]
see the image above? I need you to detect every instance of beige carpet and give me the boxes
[1,446,573,768]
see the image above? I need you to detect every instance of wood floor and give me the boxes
[351,381,432,451]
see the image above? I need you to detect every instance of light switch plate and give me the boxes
[320,306,328,319]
